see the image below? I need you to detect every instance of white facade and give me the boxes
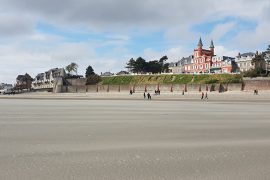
[32,68,66,89]
[235,53,255,72]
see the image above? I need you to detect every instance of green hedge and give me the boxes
[100,74,243,85]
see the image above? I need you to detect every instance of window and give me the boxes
[200,65,203,69]
[205,64,208,69]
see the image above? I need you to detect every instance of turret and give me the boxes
[209,40,214,55]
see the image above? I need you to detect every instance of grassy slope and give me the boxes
[100,74,243,85]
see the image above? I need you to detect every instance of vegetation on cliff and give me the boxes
[100,74,242,85]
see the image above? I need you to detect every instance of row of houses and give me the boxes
[15,67,129,91]
[0,83,13,90]
[169,38,258,74]
[32,68,66,89]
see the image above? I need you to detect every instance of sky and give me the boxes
[0,0,270,83]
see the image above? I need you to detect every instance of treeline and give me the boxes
[126,56,170,74]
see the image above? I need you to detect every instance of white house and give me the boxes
[235,52,256,72]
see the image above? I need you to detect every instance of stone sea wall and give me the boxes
[53,77,270,93]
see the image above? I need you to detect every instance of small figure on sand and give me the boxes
[147,93,151,100]
[130,90,133,95]
[143,92,146,99]
[155,90,160,95]
[201,92,204,100]
[254,89,258,95]
[182,90,185,95]
[205,92,208,99]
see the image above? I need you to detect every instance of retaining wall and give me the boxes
[243,79,270,91]
[54,77,270,93]
[58,83,246,93]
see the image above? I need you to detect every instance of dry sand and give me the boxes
[1,90,270,102]
[1,92,270,179]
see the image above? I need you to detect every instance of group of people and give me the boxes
[131,89,211,100]
[144,92,151,100]
[201,92,208,100]
[154,90,160,95]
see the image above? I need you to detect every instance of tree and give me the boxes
[66,62,78,75]
[85,65,95,78]
[16,73,33,90]
[251,53,265,76]
[126,57,147,73]
[265,45,270,54]
[86,74,101,85]
[135,57,147,73]
[146,60,162,74]
[162,63,170,73]
[126,58,136,72]
[159,55,168,64]
[126,56,170,74]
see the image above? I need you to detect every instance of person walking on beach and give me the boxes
[205,92,208,99]
[144,92,146,99]
[147,93,151,100]
[201,92,204,100]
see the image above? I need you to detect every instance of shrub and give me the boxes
[86,74,102,85]
[205,79,219,84]
[100,74,242,85]
[242,69,258,78]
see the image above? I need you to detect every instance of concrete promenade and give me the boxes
[1,93,270,179]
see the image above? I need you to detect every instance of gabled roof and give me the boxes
[178,55,193,66]
[239,52,255,57]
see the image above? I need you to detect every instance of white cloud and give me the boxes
[233,21,270,50]
[0,37,131,83]
[214,45,239,57]
[1,0,270,83]
[143,47,190,62]
[0,13,35,37]
[210,22,236,41]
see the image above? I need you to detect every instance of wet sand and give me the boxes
[1,95,270,179]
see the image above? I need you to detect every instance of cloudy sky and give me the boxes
[1,0,270,83]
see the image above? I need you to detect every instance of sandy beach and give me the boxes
[1,92,270,180]
[1,90,270,102]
